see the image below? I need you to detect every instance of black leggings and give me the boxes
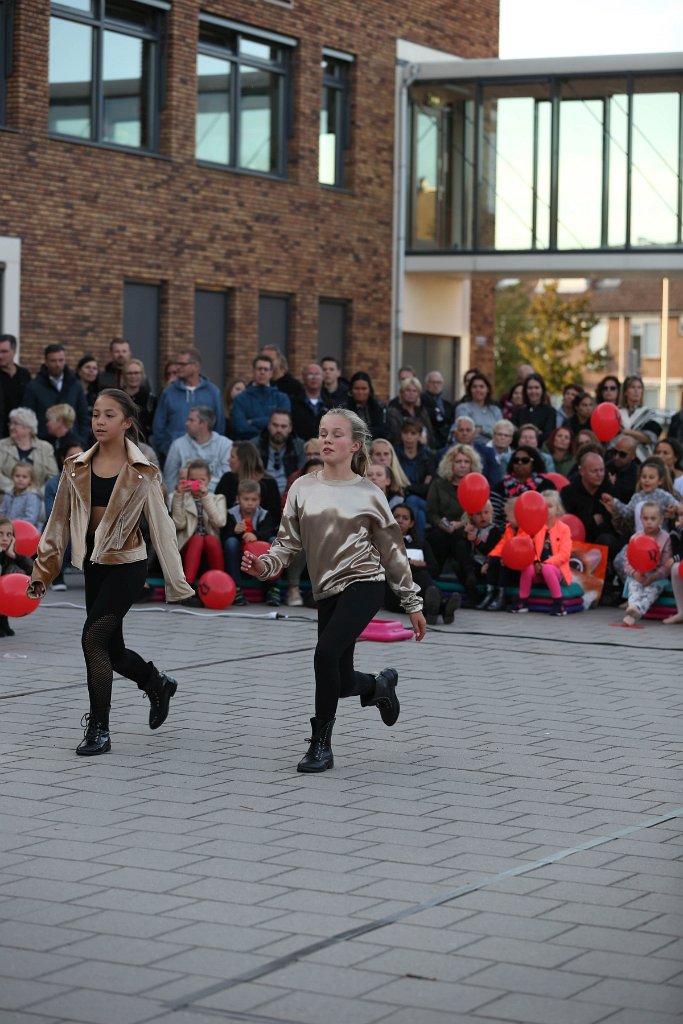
[82,537,153,727]
[314,580,384,721]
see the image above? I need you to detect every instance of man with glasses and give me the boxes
[0,334,31,437]
[232,355,291,441]
[163,406,232,496]
[256,409,304,496]
[153,347,224,458]
[606,434,640,504]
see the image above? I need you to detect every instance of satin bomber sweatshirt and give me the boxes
[257,471,423,613]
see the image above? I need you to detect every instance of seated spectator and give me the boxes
[0,462,42,528]
[386,503,459,625]
[291,364,331,441]
[0,407,58,497]
[601,456,679,534]
[0,515,34,637]
[561,451,618,548]
[447,413,477,448]
[451,500,503,606]
[595,375,621,407]
[370,437,411,494]
[121,358,157,442]
[502,380,525,421]
[619,374,662,459]
[171,458,226,589]
[555,383,583,428]
[482,419,515,484]
[257,409,304,495]
[215,441,282,529]
[223,377,247,440]
[517,423,554,472]
[606,434,640,503]
[320,356,349,405]
[45,403,81,460]
[511,491,572,616]
[395,418,437,537]
[544,426,576,477]
[346,371,386,440]
[280,456,324,607]
[477,496,521,611]
[454,367,479,407]
[454,371,502,442]
[76,354,101,419]
[655,438,683,498]
[511,372,556,443]
[153,347,225,456]
[667,393,683,446]
[426,444,482,573]
[387,377,435,447]
[421,371,454,449]
[490,445,556,526]
[282,438,322,498]
[575,427,601,450]
[368,463,404,510]
[616,501,672,626]
[566,391,595,437]
[223,479,277,607]
[663,506,683,624]
[44,441,84,591]
[164,406,232,496]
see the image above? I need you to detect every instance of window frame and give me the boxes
[319,48,353,189]
[0,0,14,126]
[48,0,168,153]
[630,317,661,359]
[196,15,296,179]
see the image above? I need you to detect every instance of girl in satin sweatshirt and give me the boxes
[241,408,426,774]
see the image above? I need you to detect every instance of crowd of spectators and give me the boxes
[1,332,682,624]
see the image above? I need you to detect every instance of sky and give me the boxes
[499,0,683,57]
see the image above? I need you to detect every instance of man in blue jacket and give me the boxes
[153,347,225,457]
[23,344,90,444]
[232,355,291,440]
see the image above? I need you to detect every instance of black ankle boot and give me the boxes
[487,587,507,611]
[360,667,400,726]
[297,717,335,773]
[441,593,461,624]
[476,585,495,610]
[423,585,441,625]
[142,669,178,730]
[76,713,111,756]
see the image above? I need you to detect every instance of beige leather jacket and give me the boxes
[171,490,227,550]
[28,439,195,603]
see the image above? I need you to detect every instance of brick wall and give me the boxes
[1,0,499,397]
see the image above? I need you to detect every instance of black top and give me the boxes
[91,468,118,508]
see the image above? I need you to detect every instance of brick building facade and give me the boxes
[0,0,498,399]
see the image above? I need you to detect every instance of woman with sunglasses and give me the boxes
[490,445,556,526]
[596,375,621,406]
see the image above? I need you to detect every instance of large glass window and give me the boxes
[49,0,165,150]
[319,50,352,188]
[258,293,289,353]
[197,19,293,177]
[0,0,12,125]
[631,78,681,247]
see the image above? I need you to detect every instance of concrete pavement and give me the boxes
[0,575,682,1024]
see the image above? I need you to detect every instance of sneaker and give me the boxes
[509,599,529,614]
[286,585,303,607]
[51,573,67,592]
[266,586,281,607]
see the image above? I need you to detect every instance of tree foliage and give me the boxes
[495,281,605,395]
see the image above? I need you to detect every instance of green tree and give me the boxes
[494,282,531,393]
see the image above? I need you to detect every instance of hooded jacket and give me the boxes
[28,439,194,602]
[152,376,225,455]
[23,365,91,444]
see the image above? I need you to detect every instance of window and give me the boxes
[197,17,295,176]
[194,289,228,387]
[319,49,352,188]
[317,299,346,367]
[631,318,660,359]
[0,0,13,125]
[49,0,167,151]
[402,333,460,401]
[123,281,160,386]
[258,293,289,353]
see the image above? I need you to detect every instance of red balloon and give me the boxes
[627,534,660,574]
[458,473,490,515]
[501,535,536,571]
[561,513,586,542]
[542,472,570,490]
[12,519,41,556]
[196,570,236,610]
[515,491,548,536]
[591,402,622,443]
[244,541,271,559]
[0,574,41,617]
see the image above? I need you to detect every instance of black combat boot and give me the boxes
[361,667,400,726]
[76,712,111,756]
[142,669,178,730]
[297,717,335,773]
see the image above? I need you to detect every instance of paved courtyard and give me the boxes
[1,575,682,1024]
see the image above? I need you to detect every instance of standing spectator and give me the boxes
[0,334,31,435]
[121,358,157,443]
[257,409,304,496]
[223,377,247,440]
[76,354,101,419]
[619,374,661,459]
[259,346,304,400]
[215,441,282,529]
[454,371,502,442]
[566,391,595,436]
[23,344,90,444]
[421,370,454,450]
[555,382,583,428]
[0,407,58,496]
[232,355,291,441]
[345,371,386,440]
[606,434,640,503]
[153,347,225,457]
[386,377,435,447]
[320,357,349,405]
[426,444,482,572]
[163,406,232,495]
[98,337,132,389]
[595,375,621,406]
[511,372,556,444]
[291,364,331,441]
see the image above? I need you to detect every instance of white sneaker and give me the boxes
[286,585,303,607]
[51,580,67,591]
